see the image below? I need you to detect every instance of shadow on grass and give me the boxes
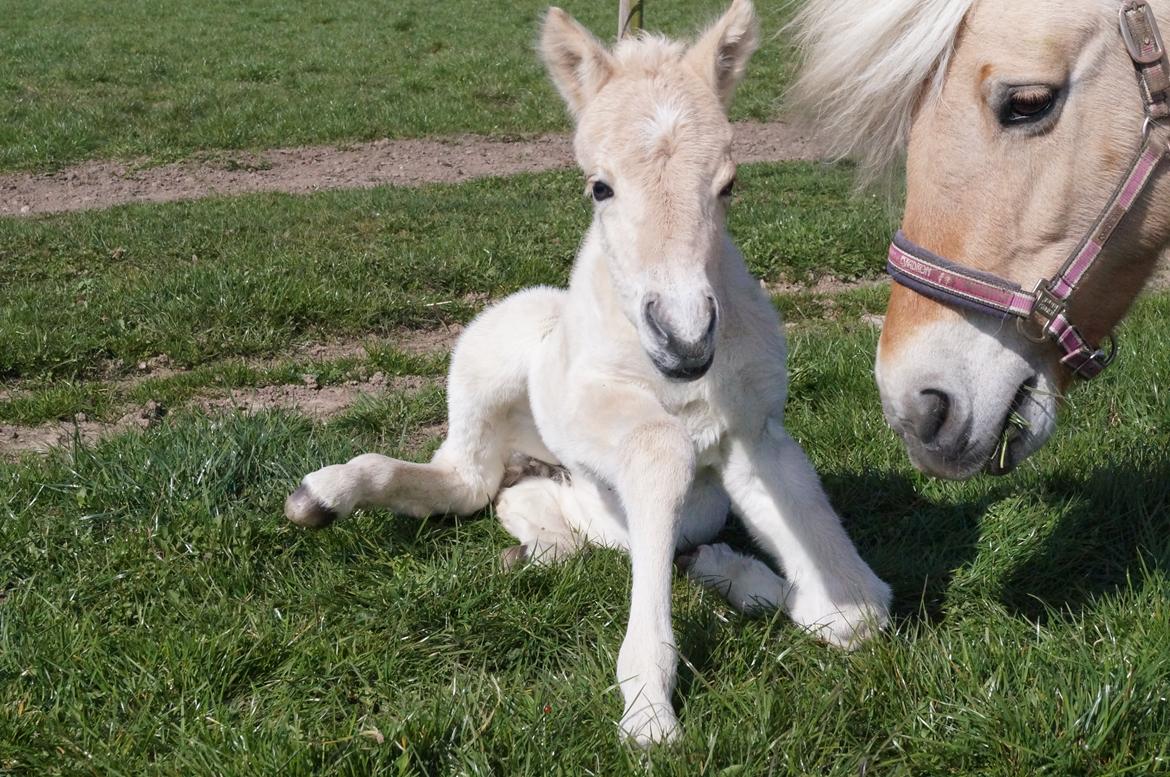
[1000,457,1170,621]
[822,469,1004,625]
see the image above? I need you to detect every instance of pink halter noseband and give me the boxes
[887,0,1170,380]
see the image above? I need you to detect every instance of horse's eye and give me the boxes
[591,181,614,202]
[1002,86,1057,125]
[719,178,735,198]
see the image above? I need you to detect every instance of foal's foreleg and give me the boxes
[570,389,695,746]
[721,419,891,648]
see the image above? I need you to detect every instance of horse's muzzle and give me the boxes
[643,294,717,381]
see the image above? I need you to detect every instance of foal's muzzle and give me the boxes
[642,294,718,381]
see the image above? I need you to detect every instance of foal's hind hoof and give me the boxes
[284,485,338,529]
[499,544,529,569]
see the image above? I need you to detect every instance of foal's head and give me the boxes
[541,0,758,380]
[794,0,1170,478]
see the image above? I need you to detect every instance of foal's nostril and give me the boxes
[911,388,951,445]
[641,293,718,380]
[643,295,668,342]
[704,295,718,337]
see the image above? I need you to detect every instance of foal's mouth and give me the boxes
[984,376,1037,476]
[652,351,715,382]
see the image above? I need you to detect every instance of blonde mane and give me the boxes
[788,0,976,182]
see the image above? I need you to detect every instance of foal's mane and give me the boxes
[787,0,976,183]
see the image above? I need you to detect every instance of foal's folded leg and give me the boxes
[285,288,563,528]
[679,543,791,615]
[285,451,500,527]
[721,419,891,649]
[494,475,584,567]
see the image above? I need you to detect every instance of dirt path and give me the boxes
[0,374,442,460]
[0,325,463,459]
[0,121,827,217]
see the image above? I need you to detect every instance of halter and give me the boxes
[887,0,1170,380]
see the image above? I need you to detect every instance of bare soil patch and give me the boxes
[0,121,826,217]
[192,374,434,421]
[0,374,439,459]
[1,402,166,459]
[764,275,887,296]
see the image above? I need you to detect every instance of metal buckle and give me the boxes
[1092,333,1119,370]
[1121,2,1167,65]
[1017,283,1066,343]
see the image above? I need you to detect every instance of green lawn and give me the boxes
[1,301,1168,775]
[0,161,890,392]
[1,161,1169,773]
[0,0,797,171]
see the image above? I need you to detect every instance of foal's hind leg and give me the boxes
[679,543,791,615]
[285,288,563,527]
[495,473,583,567]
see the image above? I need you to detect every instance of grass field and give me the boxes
[4,1,1170,771]
[0,0,796,171]
[0,161,888,393]
[2,158,1169,773]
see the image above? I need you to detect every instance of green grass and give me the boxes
[0,0,798,171]
[0,161,892,388]
[2,146,1167,773]
[2,298,1168,775]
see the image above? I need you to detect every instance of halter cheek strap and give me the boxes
[886,0,1170,380]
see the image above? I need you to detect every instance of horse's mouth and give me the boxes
[984,376,1037,476]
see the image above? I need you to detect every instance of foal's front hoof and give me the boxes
[284,485,339,529]
[619,704,681,748]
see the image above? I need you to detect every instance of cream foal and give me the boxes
[284,0,890,746]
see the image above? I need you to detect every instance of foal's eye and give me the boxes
[591,181,614,202]
[1001,86,1058,126]
[719,178,735,198]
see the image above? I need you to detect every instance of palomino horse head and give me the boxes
[793,0,1170,478]
[541,0,758,380]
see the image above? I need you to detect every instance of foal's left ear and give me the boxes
[685,0,759,109]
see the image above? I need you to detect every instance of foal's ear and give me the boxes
[540,7,614,119]
[685,0,759,109]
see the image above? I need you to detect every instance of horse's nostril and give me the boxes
[911,388,951,444]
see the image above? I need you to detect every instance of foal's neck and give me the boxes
[566,225,632,334]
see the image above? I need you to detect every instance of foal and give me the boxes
[285,0,890,745]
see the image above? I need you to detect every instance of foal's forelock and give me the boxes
[580,82,735,254]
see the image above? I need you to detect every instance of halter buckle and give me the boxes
[1093,333,1119,370]
[1121,2,1167,65]
[1017,284,1066,343]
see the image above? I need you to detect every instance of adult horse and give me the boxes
[792,0,1170,478]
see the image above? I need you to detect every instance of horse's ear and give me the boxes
[685,0,759,109]
[540,7,614,119]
